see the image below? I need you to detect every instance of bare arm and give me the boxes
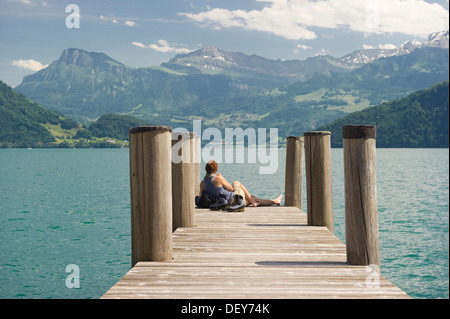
[215,174,234,192]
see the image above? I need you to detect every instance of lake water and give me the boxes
[0,148,448,299]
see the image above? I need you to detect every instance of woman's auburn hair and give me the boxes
[205,160,218,174]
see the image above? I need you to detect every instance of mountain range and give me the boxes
[165,30,449,75]
[339,30,449,66]
[14,31,449,139]
[3,78,448,148]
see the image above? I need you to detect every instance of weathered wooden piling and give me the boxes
[343,125,380,269]
[304,131,334,233]
[129,126,173,267]
[194,134,201,197]
[172,132,196,231]
[284,136,304,209]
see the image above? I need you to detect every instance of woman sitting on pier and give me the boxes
[199,160,282,212]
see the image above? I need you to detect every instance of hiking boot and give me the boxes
[227,194,245,212]
[209,193,228,211]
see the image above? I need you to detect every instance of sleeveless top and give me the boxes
[204,174,234,203]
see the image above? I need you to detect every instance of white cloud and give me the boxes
[100,15,136,27]
[132,40,193,54]
[7,0,50,6]
[12,59,48,71]
[296,44,312,50]
[363,43,399,50]
[294,44,312,53]
[179,0,449,40]
[378,43,397,50]
[362,44,376,50]
[315,48,329,56]
[8,0,33,4]
[132,41,147,48]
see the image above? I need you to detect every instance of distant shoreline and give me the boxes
[1,146,448,150]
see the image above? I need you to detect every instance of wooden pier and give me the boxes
[101,125,410,299]
[102,206,409,299]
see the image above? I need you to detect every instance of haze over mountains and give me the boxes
[14,31,449,138]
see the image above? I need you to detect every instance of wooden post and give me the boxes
[194,134,201,197]
[304,131,334,233]
[343,125,380,269]
[129,126,173,267]
[172,132,196,231]
[285,136,304,209]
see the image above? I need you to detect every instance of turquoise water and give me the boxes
[0,148,448,299]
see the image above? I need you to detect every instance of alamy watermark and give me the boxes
[365,264,381,289]
[172,120,279,175]
[65,264,80,289]
[66,4,80,29]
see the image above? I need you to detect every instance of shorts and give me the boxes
[231,185,247,206]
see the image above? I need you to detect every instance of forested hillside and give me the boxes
[318,82,449,148]
[0,81,64,147]
[0,81,151,148]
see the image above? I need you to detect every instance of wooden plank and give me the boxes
[102,207,410,299]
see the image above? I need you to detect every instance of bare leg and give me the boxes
[232,181,259,207]
[251,194,283,206]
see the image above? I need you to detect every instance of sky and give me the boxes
[0,0,448,87]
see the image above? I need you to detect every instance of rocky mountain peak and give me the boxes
[201,46,225,59]
[423,30,449,49]
[57,48,124,69]
[340,30,449,67]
